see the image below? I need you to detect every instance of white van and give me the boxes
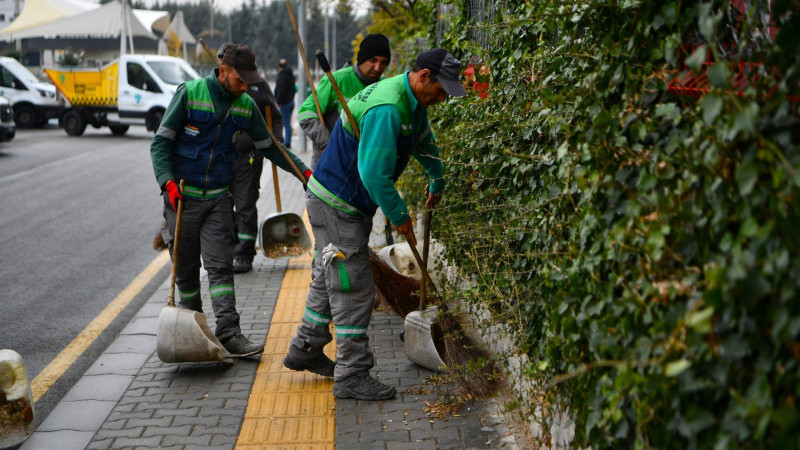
[45,54,201,136]
[0,57,59,128]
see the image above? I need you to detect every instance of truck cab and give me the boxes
[116,54,201,133]
[46,54,201,136]
[0,57,59,128]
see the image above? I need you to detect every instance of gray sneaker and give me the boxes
[283,353,336,377]
[233,256,253,274]
[222,334,263,357]
[333,375,396,400]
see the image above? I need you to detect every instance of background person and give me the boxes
[274,58,296,148]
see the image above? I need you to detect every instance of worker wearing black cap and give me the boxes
[297,33,391,169]
[284,48,466,400]
[151,44,311,357]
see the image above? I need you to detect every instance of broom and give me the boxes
[369,248,421,317]
[402,225,499,399]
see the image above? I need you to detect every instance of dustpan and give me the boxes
[156,180,233,364]
[403,210,448,372]
[259,105,312,260]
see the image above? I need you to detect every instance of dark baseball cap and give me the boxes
[415,48,466,97]
[220,44,260,84]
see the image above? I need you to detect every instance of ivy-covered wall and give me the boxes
[399,0,800,447]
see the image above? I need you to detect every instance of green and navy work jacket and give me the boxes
[151,71,310,201]
[309,72,444,226]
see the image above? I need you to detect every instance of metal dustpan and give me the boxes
[258,155,312,259]
[156,180,233,364]
[259,211,312,258]
[157,306,232,363]
[402,210,448,372]
[404,306,447,372]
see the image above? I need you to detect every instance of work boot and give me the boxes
[332,375,396,400]
[233,256,253,274]
[222,334,263,357]
[283,353,336,377]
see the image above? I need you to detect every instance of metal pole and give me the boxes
[120,0,126,56]
[297,0,307,152]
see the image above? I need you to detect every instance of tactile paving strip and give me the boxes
[237,211,336,450]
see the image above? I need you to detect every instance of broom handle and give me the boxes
[403,230,440,302]
[315,50,359,139]
[266,105,282,212]
[419,210,432,308]
[286,0,326,125]
[199,38,307,186]
[167,180,185,307]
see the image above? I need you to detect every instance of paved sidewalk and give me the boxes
[20,137,524,449]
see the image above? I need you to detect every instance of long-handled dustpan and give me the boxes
[156,180,233,363]
[259,105,312,259]
[403,210,448,372]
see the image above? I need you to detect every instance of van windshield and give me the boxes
[2,58,40,85]
[146,61,199,86]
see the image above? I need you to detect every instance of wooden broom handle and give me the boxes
[265,106,282,212]
[316,50,359,139]
[403,230,439,301]
[167,180,185,307]
[285,0,326,126]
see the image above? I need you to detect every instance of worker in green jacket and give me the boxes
[151,44,311,358]
[283,48,466,400]
[297,33,391,168]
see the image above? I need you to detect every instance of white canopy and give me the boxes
[163,11,196,45]
[0,1,168,41]
[0,0,100,37]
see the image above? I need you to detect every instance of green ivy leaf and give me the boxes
[735,159,759,196]
[685,45,707,70]
[707,62,731,88]
[664,359,691,376]
[701,94,723,125]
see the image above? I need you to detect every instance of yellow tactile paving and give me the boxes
[237,211,336,450]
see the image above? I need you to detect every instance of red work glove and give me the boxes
[164,179,182,211]
[304,169,312,180]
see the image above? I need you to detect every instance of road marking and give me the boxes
[30,251,170,401]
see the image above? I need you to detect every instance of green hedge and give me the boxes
[401,0,800,447]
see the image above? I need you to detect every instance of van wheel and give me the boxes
[109,124,129,136]
[63,110,87,136]
[14,104,39,128]
[147,109,164,133]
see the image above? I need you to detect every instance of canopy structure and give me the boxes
[163,11,196,45]
[0,0,167,41]
[0,0,99,38]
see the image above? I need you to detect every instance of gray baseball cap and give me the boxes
[415,48,466,97]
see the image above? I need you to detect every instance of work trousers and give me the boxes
[288,190,375,381]
[231,144,264,261]
[162,193,240,342]
[278,101,294,147]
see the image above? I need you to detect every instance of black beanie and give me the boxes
[357,34,391,65]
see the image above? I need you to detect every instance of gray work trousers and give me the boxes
[231,143,264,261]
[162,193,241,342]
[288,190,375,380]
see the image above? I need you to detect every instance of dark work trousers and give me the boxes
[162,193,241,342]
[278,101,294,146]
[287,190,375,381]
[231,139,264,262]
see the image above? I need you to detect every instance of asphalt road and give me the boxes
[0,123,170,426]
